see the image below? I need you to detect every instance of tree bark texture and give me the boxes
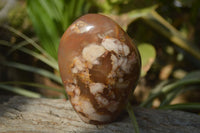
[0,96,199,133]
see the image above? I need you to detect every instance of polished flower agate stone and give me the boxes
[58,14,141,124]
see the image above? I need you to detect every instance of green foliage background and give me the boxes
[0,0,200,110]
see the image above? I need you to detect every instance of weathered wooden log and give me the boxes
[0,96,199,133]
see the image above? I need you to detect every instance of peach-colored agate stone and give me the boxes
[58,14,141,124]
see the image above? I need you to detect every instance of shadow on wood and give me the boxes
[0,96,200,133]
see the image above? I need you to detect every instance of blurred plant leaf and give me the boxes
[127,5,157,21]
[127,6,200,61]
[0,40,58,70]
[141,71,200,107]
[180,71,200,81]
[26,0,91,60]
[2,25,57,64]
[0,60,62,84]
[143,80,172,108]
[0,81,64,93]
[126,102,140,133]
[0,84,41,98]
[27,0,60,59]
[159,103,200,111]
[138,43,156,77]
[159,71,200,107]
[159,88,181,107]
[7,37,38,55]
[143,10,200,60]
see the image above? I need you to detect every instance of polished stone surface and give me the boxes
[58,14,141,124]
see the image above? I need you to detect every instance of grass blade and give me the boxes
[39,0,63,21]
[27,0,60,59]
[144,11,200,60]
[1,60,62,84]
[141,80,200,107]
[127,6,200,60]
[126,102,140,133]
[0,84,41,98]
[0,40,58,70]
[2,25,57,63]
[140,72,200,107]
[7,37,38,55]
[0,40,12,47]
[0,81,64,93]
[159,103,200,111]
[19,48,59,70]
[159,88,181,107]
